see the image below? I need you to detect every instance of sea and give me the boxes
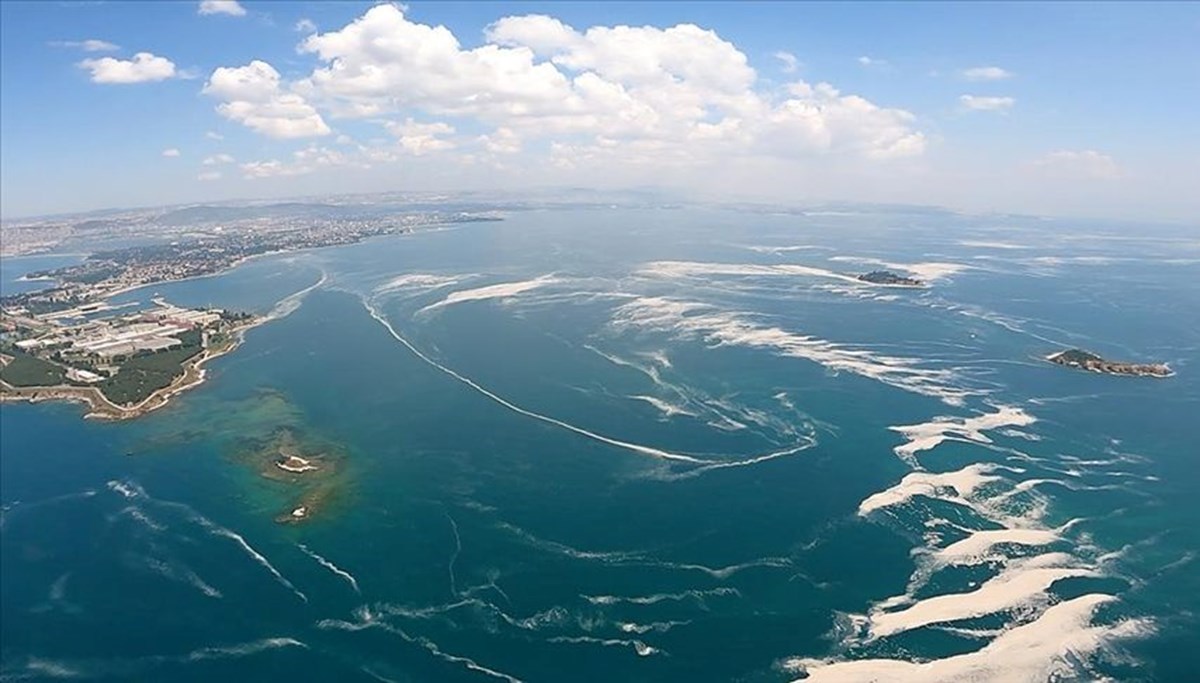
[1,206,1197,682]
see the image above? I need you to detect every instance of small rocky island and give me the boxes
[1047,349,1173,378]
[238,428,345,524]
[856,270,925,287]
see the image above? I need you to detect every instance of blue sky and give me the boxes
[1,1,1197,220]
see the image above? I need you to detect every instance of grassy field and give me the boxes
[0,352,67,387]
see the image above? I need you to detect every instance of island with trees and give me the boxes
[1046,348,1173,378]
[855,270,925,287]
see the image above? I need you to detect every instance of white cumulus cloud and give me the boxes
[774,51,800,74]
[197,171,223,181]
[273,5,922,164]
[961,65,1013,81]
[240,146,364,179]
[1032,150,1121,179]
[52,39,120,52]
[203,60,331,139]
[959,94,1015,111]
[479,127,521,154]
[386,118,457,155]
[161,148,181,158]
[202,153,235,165]
[198,0,246,17]
[79,52,176,84]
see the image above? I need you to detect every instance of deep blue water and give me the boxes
[2,208,1198,681]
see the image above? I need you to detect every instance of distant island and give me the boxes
[1046,349,1173,378]
[856,270,925,287]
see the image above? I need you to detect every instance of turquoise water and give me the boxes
[2,208,1197,681]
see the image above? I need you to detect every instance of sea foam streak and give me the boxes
[15,638,307,679]
[298,544,360,594]
[446,514,462,596]
[585,343,818,447]
[365,299,809,470]
[418,275,558,314]
[888,405,1036,466]
[637,260,866,285]
[496,521,644,562]
[202,526,307,603]
[264,270,328,322]
[108,480,307,602]
[583,587,740,606]
[548,636,660,657]
[185,637,306,662]
[857,463,1008,515]
[611,297,977,405]
[107,480,142,499]
[618,620,690,634]
[499,519,793,580]
[926,527,1063,568]
[366,299,703,463]
[863,552,1093,639]
[0,490,97,531]
[958,239,1032,250]
[786,594,1150,682]
[375,273,462,295]
[140,556,223,599]
[416,637,525,683]
[628,394,696,418]
[644,556,792,579]
[742,245,826,254]
[843,392,1144,678]
[588,345,736,429]
[116,505,166,532]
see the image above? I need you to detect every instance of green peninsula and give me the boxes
[1,299,256,418]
